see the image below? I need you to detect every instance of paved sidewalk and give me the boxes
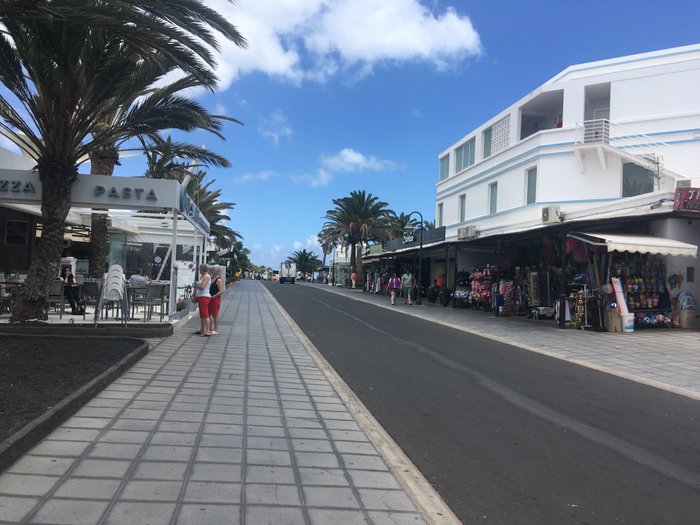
[0,281,442,525]
[312,284,700,400]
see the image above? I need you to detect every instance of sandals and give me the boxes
[200,332,211,337]
[194,331,203,335]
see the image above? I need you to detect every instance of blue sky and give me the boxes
[115,0,700,268]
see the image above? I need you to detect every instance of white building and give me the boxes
[435,44,700,306]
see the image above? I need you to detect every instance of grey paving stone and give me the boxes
[195,447,243,464]
[348,470,401,490]
[120,480,184,501]
[105,502,176,525]
[245,504,305,525]
[88,442,143,460]
[8,455,76,476]
[288,428,329,440]
[247,436,290,451]
[358,488,418,511]
[308,508,367,525]
[71,459,132,478]
[303,486,360,508]
[159,421,202,433]
[341,454,389,471]
[100,430,151,444]
[245,465,297,484]
[294,451,341,469]
[62,417,113,429]
[0,495,39,522]
[0,474,58,496]
[190,463,242,483]
[334,441,378,455]
[150,431,198,446]
[298,468,350,487]
[54,478,122,499]
[111,418,159,432]
[176,503,240,525]
[244,483,301,506]
[31,498,109,525]
[132,461,189,481]
[29,440,91,457]
[290,439,334,454]
[245,449,292,467]
[183,481,241,503]
[246,425,287,438]
[205,413,244,425]
[366,510,427,524]
[199,433,243,448]
[142,445,194,462]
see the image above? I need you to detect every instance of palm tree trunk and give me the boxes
[88,146,118,278]
[350,242,357,275]
[11,162,76,322]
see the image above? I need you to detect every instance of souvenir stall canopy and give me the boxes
[0,168,210,318]
[567,232,698,330]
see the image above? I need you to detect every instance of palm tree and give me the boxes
[86,58,238,278]
[421,219,436,230]
[286,250,322,281]
[0,1,245,321]
[321,190,395,274]
[390,212,420,239]
[174,170,241,249]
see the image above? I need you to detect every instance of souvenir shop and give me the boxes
[457,221,698,332]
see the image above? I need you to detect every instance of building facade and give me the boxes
[433,44,700,326]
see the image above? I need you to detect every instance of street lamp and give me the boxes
[406,211,423,305]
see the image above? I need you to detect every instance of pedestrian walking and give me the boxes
[192,263,212,336]
[209,265,224,335]
[388,272,401,305]
[401,269,414,305]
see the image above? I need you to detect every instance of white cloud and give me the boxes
[204,0,482,88]
[234,170,276,183]
[248,236,323,269]
[258,109,293,145]
[321,148,398,172]
[292,168,334,187]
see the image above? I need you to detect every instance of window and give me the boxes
[483,128,492,158]
[622,163,654,197]
[5,220,29,246]
[526,167,537,204]
[437,203,444,227]
[455,139,476,172]
[489,183,498,215]
[458,194,466,222]
[439,154,450,181]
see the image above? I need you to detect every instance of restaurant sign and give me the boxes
[674,187,700,212]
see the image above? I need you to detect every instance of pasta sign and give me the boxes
[673,187,700,212]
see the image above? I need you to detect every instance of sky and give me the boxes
[74,1,700,268]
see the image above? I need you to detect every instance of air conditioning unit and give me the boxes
[457,225,478,240]
[542,205,561,225]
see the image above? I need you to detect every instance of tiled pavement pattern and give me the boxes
[0,282,428,525]
[318,284,700,400]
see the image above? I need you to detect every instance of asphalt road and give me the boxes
[265,282,700,525]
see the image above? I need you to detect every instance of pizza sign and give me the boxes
[674,187,700,212]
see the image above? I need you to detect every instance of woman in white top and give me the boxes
[192,263,212,336]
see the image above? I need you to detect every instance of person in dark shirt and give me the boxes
[60,267,83,315]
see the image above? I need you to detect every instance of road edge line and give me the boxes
[264,286,461,525]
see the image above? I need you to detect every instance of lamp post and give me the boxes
[406,211,423,305]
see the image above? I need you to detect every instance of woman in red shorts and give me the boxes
[209,265,224,335]
[192,263,211,336]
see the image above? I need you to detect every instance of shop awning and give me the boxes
[569,232,698,258]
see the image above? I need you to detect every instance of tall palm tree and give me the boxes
[286,250,322,281]
[0,2,244,321]
[86,53,238,278]
[321,190,395,275]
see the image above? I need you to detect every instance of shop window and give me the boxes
[439,154,450,181]
[526,167,537,204]
[455,139,476,172]
[5,220,29,246]
[489,182,498,215]
[437,203,443,227]
[688,267,695,283]
[458,194,466,222]
[622,163,654,197]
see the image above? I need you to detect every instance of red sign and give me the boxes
[674,187,700,212]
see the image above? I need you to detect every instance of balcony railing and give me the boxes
[575,119,610,144]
